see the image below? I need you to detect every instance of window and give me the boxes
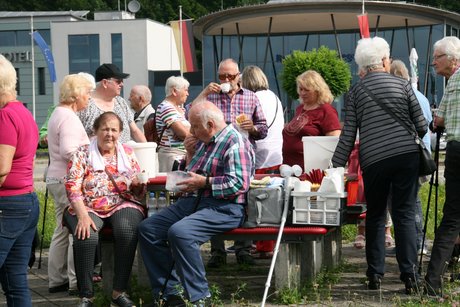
[68,34,100,74]
[0,30,50,47]
[38,67,46,95]
[111,33,123,69]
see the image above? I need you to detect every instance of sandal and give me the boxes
[385,234,394,247]
[92,272,102,283]
[353,234,365,249]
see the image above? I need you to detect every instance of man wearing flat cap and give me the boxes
[78,63,147,143]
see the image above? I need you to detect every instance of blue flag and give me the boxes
[32,31,57,82]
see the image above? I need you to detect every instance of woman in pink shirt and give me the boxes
[0,55,39,306]
[46,74,94,295]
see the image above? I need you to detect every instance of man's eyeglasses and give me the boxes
[106,78,123,85]
[218,73,239,81]
[433,54,447,61]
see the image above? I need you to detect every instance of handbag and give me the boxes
[360,82,436,176]
[104,167,146,209]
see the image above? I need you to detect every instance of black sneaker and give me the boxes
[207,255,226,268]
[111,293,136,307]
[165,294,186,307]
[367,274,381,290]
[236,254,255,265]
[191,296,212,307]
[404,278,423,295]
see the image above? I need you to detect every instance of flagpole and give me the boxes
[30,14,36,120]
[179,5,183,77]
[362,0,365,15]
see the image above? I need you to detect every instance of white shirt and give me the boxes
[254,89,284,169]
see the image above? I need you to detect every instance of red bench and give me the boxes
[147,176,343,290]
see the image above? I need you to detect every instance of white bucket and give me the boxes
[302,136,339,173]
[129,142,158,178]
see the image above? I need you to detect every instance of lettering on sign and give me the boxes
[1,51,32,62]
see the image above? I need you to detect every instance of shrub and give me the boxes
[280,47,352,100]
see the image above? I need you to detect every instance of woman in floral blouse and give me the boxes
[63,112,145,307]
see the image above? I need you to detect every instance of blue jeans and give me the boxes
[0,192,40,307]
[426,141,460,291]
[362,152,419,282]
[138,196,245,302]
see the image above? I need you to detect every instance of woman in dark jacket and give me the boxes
[332,37,427,294]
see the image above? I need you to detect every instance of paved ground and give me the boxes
[0,243,437,306]
[8,155,442,306]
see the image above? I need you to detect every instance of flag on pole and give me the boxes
[31,31,57,82]
[170,20,198,73]
[357,14,370,38]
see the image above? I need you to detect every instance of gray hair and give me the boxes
[193,100,225,128]
[390,60,410,81]
[433,36,460,61]
[241,65,269,92]
[355,37,390,72]
[165,76,190,97]
[133,85,152,103]
[0,54,17,97]
[218,58,239,72]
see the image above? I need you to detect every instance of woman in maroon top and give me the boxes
[282,70,341,169]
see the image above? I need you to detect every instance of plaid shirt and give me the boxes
[437,67,460,142]
[187,125,255,204]
[208,87,268,143]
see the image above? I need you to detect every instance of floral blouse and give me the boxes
[65,143,144,217]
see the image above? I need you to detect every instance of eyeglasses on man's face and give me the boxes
[218,73,239,81]
[106,78,123,85]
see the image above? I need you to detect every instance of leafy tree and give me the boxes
[280,47,352,100]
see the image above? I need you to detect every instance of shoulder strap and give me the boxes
[267,95,279,129]
[359,81,415,136]
[104,166,144,206]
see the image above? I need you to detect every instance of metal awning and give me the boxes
[194,0,460,38]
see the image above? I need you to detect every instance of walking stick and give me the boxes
[261,176,297,307]
[418,129,443,273]
[38,155,50,270]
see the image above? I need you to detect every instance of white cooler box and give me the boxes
[290,191,347,226]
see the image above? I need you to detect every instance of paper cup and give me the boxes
[294,181,311,192]
[279,164,293,178]
[137,172,149,184]
[291,164,303,177]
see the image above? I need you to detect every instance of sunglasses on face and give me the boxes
[218,73,239,81]
[106,78,123,85]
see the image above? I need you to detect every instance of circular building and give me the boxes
[194,0,460,117]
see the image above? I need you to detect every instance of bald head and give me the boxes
[129,85,152,112]
[189,100,226,143]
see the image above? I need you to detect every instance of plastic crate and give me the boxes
[290,191,347,226]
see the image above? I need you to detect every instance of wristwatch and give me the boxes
[205,176,212,189]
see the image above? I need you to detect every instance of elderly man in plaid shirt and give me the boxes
[138,100,255,307]
[197,58,268,267]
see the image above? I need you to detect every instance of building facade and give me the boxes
[0,10,199,129]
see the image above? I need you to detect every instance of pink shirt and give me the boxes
[0,101,38,196]
[47,106,89,179]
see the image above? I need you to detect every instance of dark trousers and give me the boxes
[63,208,144,298]
[425,141,460,291]
[362,152,419,282]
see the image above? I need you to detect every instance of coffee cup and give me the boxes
[137,172,149,184]
[220,83,231,93]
